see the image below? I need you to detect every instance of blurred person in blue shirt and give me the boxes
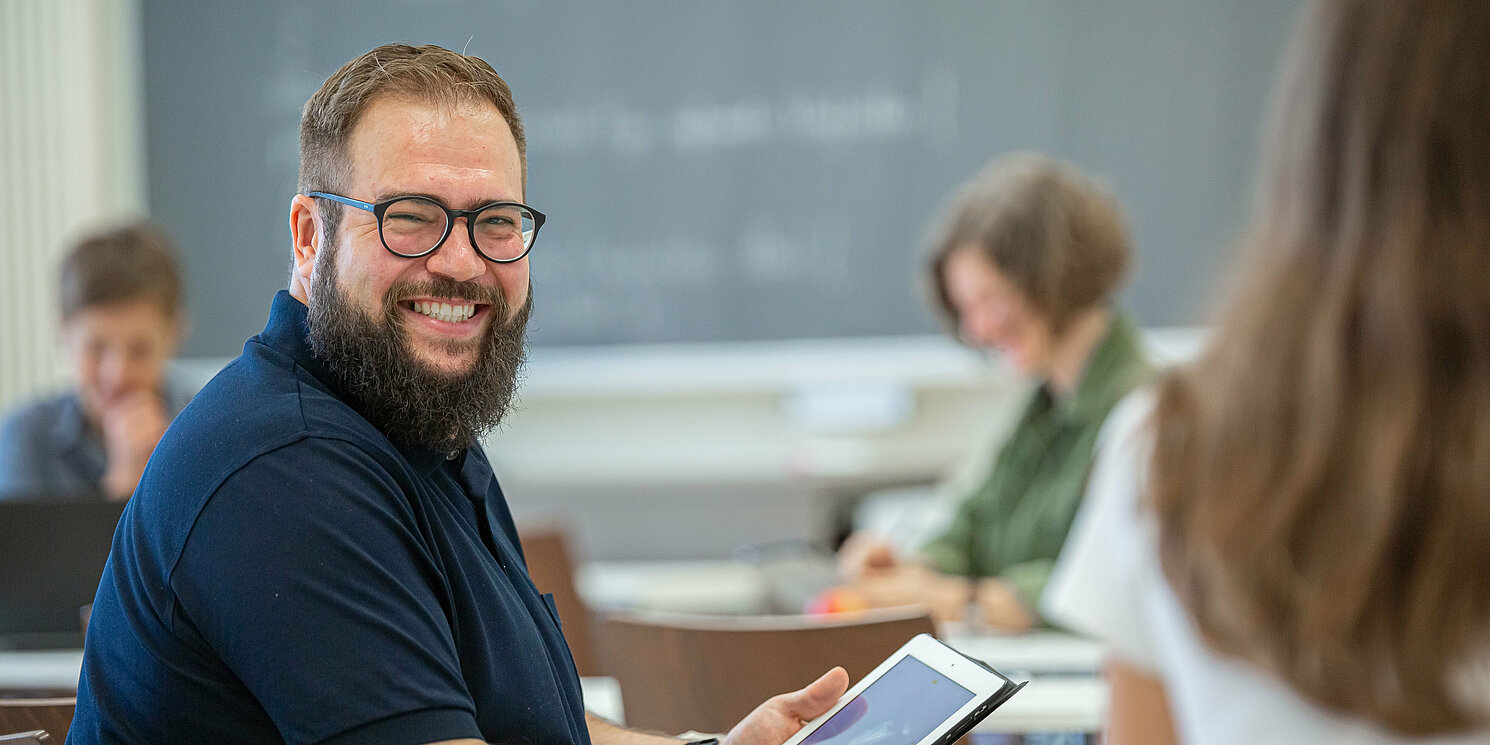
[0,220,190,501]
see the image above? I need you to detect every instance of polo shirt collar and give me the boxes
[397,442,462,477]
[261,290,340,395]
[260,290,466,478]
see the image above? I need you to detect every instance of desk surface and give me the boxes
[0,648,1103,735]
[0,650,630,725]
[982,676,1105,733]
[2,559,1108,734]
[579,561,1108,676]
[941,626,1105,676]
[0,649,81,691]
[577,560,771,616]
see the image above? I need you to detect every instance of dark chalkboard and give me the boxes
[143,0,1302,356]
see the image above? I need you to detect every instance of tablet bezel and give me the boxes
[781,632,1011,745]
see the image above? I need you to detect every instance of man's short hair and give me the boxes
[298,43,527,233]
[59,220,183,322]
[923,152,1132,333]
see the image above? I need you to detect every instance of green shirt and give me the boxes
[918,312,1153,620]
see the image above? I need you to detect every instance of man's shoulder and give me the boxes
[126,342,416,566]
[177,340,384,449]
[148,340,401,504]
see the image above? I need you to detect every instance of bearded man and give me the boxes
[69,44,847,745]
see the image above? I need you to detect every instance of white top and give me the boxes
[1043,391,1490,745]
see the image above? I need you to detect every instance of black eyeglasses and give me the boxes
[307,192,546,263]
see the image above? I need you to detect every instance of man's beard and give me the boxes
[305,253,530,454]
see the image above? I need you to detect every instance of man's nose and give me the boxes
[425,219,486,281]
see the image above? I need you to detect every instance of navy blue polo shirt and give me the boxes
[71,291,589,745]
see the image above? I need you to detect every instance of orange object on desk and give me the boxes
[804,586,870,616]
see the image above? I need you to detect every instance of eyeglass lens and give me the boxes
[380,197,537,260]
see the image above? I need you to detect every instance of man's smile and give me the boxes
[397,297,494,339]
[411,299,474,323]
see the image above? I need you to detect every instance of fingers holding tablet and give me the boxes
[725,667,850,745]
[782,634,1026,745]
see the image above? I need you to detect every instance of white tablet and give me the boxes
[783,633,1026,745]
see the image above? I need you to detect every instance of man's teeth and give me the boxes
[412,300,475,323]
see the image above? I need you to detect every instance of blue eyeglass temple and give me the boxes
[307,192,375,212]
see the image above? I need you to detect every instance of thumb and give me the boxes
[780,667,850,721]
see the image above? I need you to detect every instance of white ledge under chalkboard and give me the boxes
[516,327,1206,399]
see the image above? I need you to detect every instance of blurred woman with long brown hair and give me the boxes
[1045,0,1490,742]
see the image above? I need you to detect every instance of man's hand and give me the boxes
[99,389,171,500]
[722,667,849,745]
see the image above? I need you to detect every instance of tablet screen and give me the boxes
[801,656,976,745]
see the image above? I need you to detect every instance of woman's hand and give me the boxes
[972,578,1036,632]
[836,532,899,582]
[851,565,969,624]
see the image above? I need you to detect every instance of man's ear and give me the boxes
[289,194,321,301]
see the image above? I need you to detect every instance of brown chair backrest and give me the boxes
[595,607,936,735]
[0,697,75,743]
[518,526,598,677]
